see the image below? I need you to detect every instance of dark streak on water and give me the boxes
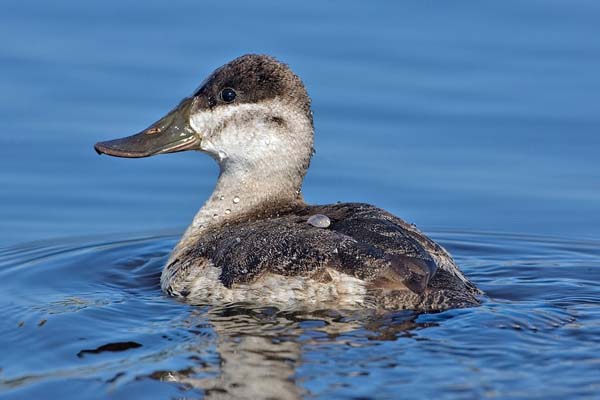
[77,341,143,358]
[1,1,600,399]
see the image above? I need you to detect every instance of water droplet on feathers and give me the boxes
[307,214,330,228]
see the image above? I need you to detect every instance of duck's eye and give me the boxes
[220,88,237,103]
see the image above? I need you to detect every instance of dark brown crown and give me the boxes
[193,54,312,123]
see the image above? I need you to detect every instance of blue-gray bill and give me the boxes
[94,97,200,158]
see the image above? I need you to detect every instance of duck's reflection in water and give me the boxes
[151,304,437,399]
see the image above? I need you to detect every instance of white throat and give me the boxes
[169,99,313,261]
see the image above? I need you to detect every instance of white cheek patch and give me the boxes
[191,101,280,152]
[190,108,219,156]
[188,99,313,170]
[190,108,215,135]
[190,100,292,135]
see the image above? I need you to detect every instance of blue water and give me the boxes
[1,1,599,398]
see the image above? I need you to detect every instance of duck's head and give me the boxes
[95,54,314,185]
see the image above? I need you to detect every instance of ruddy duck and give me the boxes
[95,54,481,311]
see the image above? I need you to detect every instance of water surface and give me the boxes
[1,1,599,398]
[1,231,599,398]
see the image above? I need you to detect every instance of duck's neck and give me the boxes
[168,100,314,263]
[169,160,305,262]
